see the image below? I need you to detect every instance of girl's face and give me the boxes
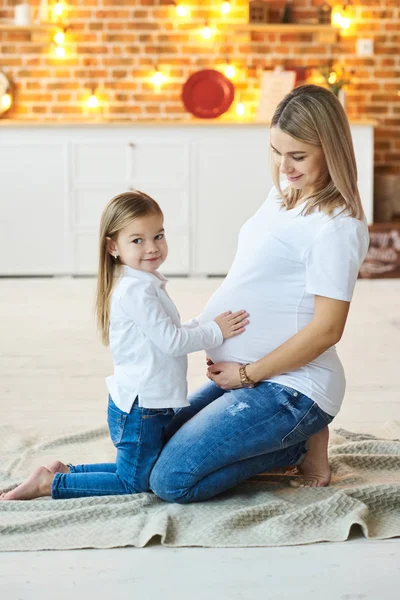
[109,212,168,273]
[270,127,328,197]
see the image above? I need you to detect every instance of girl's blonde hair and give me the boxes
[95,190,163,346]
[271,84,364,219]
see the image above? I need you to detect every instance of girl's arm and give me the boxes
[208,296,350,389]
[119,281,247,358]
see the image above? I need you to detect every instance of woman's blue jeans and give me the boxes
[149,381,334,504]
[51,397,174,499]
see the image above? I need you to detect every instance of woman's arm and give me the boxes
[208,296,350,389]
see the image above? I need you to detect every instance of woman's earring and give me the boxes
[113,254,119,259]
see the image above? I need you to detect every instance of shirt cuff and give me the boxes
[207,320,224,348]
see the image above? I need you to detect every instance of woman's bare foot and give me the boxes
[46,460,69,474]
[0,466,54,501]
[290,426,331,488]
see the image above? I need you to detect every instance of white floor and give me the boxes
[1,276,399,599]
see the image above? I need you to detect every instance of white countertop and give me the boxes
[0,118,379,127]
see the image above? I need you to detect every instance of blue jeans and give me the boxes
[150,381,334,504]
[52,397,174,499]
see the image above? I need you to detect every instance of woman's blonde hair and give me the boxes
[270,84,364,219]
[95,190,163,346]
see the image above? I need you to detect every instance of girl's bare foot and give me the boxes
[0,466,53,501]
[290,426,331,488]
[46,460,69,474]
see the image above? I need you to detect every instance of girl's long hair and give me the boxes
[271,84,364,219]
[95,191,163,346]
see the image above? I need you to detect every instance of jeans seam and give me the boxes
[122,410,144,491]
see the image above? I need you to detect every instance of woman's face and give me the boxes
[270,127,328,196]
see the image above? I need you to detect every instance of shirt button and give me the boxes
[293,392,298,397]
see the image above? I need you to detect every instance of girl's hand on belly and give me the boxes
[207,362,242,390]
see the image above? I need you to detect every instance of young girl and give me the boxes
[1,191,249,501]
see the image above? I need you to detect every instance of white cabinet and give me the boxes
[70,140,131,275]
[70,136,190,275]
[0,141,66,275]
[0,122,375,276]
[193,136,273,275]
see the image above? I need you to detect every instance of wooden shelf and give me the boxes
[227,23,338,42]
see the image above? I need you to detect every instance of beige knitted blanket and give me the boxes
[1,423,399,551]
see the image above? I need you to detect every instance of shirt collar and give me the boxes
[121,265,168,288]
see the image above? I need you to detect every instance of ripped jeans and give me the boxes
[149,381,334,504]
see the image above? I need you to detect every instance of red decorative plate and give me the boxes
[182,69,235,119]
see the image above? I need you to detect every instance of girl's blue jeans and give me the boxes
[149,381,334,504]
[51,397,174,499]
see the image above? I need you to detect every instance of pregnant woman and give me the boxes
[149,84,370,503]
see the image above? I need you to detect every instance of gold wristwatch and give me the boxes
[239,363,257,388]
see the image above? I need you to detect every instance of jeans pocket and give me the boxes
[281,402,330,449]
[107,399,128,446]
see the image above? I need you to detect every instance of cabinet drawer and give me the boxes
[72,184,127,229]
[72,142,130,182]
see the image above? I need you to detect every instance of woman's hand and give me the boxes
[207,362,242,390]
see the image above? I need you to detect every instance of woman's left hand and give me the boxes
[207,362,242,390]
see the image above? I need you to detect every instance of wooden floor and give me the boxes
[1,276,399,599]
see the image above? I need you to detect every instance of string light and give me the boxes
[54,44,66,58]
[221,1,231,15]
[54,30,65,45]
[332,4,352,30]
[201,21,214,40]
[53,26,67,58]
[328,71,337,84]
[53,1,64,19]
[1,92,12,111]
[224,62,236,79]
[236,101,245,117]
[86,88,100,108]
[175,3,189,17]
[151,65,167,91]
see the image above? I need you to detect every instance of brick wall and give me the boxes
[0,0,399,174]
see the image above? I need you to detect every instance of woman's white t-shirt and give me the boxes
[200,186,369,416]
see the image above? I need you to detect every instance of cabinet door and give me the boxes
[71,141,131,275]
[131,140,190,275]
[71,139,190,275]
[193,139,272,275]
[0,142,66,275]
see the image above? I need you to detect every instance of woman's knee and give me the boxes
[149,462,194,504]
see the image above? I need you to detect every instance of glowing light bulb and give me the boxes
[53,2,64,18]
[55,45,66,58]
[340,15,351,29]
[87,93,99,108]
[54,30,65,45]
[175,4,189,17]
[332,7,344,28]
[224,64,236,79]
[1,93,12,110]
[201,23,213,40]
[236,102,245,117]
[221,1,231,15]
[328,71,337,84]
[151,68,167,89]
[332,5,352,30]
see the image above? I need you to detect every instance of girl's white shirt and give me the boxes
[200,186,370,417]
[106,265,223,411]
